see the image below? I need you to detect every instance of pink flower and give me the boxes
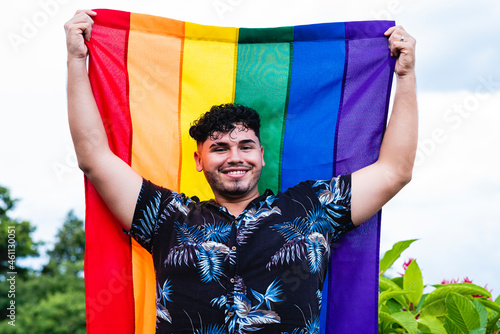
[403,258,414,271]
[441,277,493,300]
[441,278,459,285]
[399,258,415,276]
[462,277,473,283]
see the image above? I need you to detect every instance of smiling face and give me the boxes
[194,125,265,203]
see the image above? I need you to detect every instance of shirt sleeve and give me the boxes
[310,174,356,240]
[127,178,172,253]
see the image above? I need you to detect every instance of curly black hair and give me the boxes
[189,103,261,143]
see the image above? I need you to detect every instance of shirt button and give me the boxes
[231,246,237,251]
[230,278,235,283]
[228,311,234,317]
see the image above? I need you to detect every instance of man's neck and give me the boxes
[215,193,260,217]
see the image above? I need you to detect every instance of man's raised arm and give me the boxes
[350,26,418,226]
[65,10,142,231]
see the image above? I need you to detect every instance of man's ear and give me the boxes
[194,151,203,172]
[261,146,265,167]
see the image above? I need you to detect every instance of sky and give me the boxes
[1,0,499,293]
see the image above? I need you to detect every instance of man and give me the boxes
[66,9,417,333]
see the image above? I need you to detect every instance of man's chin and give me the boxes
[220,187,249,198]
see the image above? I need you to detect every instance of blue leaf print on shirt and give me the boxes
[197,241,229,283]
[266,218,308,270]
[194,324,226,334]
[250,278,283,310]
[136,190,162,244]
[212,278,283,334]
[204,222,232,243]
[156,278,173,323]
[282,315,320,334]
[165,222,230,283]
[267,218,328,274]
[268,177,351,274]
[237,202,281,246]
[314,177,350,209]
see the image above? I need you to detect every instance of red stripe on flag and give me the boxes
[86,10,135,334]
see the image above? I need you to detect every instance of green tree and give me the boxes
[0,186,41,278]
[0,185,86,333]
[43,210,85,277]
[0,185,42,321]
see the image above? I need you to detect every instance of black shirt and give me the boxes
[129,174,355,334]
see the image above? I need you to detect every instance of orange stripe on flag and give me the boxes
[128,12,185,333]
[130,12,184,38]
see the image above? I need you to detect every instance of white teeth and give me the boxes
[227,170,245,175]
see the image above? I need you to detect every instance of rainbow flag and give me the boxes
[85,9,395,334]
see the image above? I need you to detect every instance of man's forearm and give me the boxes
[378,71,418,183]
[67,57,110,174]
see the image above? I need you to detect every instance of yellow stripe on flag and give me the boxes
[179,23,239,200]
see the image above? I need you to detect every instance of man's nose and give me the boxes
[227,148,243,163]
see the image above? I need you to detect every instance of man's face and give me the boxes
[194,125,265,202]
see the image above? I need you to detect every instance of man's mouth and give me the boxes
[220,167,250,178]
[225,170,247,175]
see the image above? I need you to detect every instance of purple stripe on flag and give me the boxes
[326,21,395,334]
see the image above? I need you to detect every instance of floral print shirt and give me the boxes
[129,175,355,334]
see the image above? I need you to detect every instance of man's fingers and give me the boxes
[75,9,97,17]
[385,25,415,57]
[65,10,95,41]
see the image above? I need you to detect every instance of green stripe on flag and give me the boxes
[234,27,293,192]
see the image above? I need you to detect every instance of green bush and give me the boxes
[379,240,500,334]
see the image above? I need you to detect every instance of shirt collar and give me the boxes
[205,189,275,218]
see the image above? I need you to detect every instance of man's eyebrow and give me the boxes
[209,139,257,149]
[209,142,230,149]
[239,139,257,145]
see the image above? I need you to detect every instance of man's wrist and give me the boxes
[67,56,88,69]
[396,70,416,82]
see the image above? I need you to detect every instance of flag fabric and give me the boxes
[85,8,395,334]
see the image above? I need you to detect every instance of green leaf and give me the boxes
[380,290,410,307]
[386,299,404,314]
[392,276,404,289]
[379,311,397,333]
[380,275,402,292]
[472,299,488,328]
[469,328,486,334]
[478,298,500,313]
[432,283,491,298]
[421,283,492,312]
[379,276,408,307]
[380,303,393,316]
[380,311,417,334]
[390,312,418,334]
[421,298,447,318]
[446,292,481,333]
[403,260,423,307]
[417,315,447,334]
[486,311,500,334]
[444,315,466,334]
[379,239,418,275]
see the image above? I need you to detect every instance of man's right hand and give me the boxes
[64,10,96,61]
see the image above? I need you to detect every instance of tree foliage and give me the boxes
[0,186,41,278]
[43,210,85,277]
[0,185,86,333]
